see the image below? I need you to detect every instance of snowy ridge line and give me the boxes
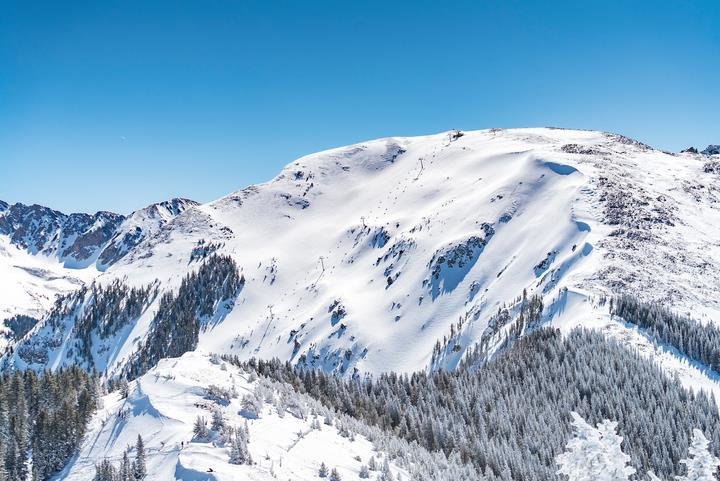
[2,127,720,379]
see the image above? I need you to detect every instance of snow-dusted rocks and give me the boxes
[701,145,720,156]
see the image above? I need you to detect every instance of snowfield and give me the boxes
[56,351,410,481]
[2,127,720,382]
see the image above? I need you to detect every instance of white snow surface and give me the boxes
[3,127,720,378]
[55,351,409,481]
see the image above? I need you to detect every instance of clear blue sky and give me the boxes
[1,1,718,214]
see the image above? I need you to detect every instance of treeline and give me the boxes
[126,254,243,380]
[612,294,720,372]
[73,280,157,364]
[94,434,146,481]
[12,279,156,367]
[230,328,720,480]
[431,292,543,370]
[0,367,99,481]
[2,315,38,341]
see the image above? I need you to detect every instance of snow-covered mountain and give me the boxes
[0,198,196,320]
[4,127,720,481]
[2,128,720,380]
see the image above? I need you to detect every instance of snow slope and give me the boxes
[3,128,720,379]
[56,351,454,481]
[0,199,196,320]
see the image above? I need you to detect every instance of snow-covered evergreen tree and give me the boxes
[211,407,225,431]
[319,462,328,478]
[556,412,635,481]
[193,416,209,440]
[133,434,146,479]
[94,459,118,481]
[241,393,262,419]
[118,378,130,399]
[228,428,252,465]
[676,429,720,481]
[380,459,395,481]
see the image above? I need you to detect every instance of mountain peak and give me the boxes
[702,145,720,156]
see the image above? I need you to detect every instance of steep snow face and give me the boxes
[5,128,720,376]
[56,352,411,481]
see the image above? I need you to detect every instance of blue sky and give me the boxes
[1,1,718,214]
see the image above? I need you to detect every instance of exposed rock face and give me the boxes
[0,198,198,268]
[702,145,720,156]
[97,198,198,268]
[0,203,124,265]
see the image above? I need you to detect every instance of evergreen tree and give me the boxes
[319,462,328,478]
[94,459,117,481]
[118,379,130,399]
[329,467,342,481]
[676,429,720,481]
[380,459,394,481]
[211,408,224,431]
[556,412,635,481]
[193,416,209,440]
[133,434,146,479]
[119,451,130,481]
[228,429,251,465]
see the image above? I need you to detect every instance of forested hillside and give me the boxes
[236,328,720,480]
[0,368,99,481]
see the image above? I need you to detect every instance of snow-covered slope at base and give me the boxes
[0,236,95,320]
[5,128,720,378]
[56,352,421,481]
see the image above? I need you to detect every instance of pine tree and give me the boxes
[193,416,209,440]
[133,434,146,479]
[359,465,370,479]
[380,459,394,481]
[211,408,224,431]
[94,458,118,481]
[119,378,130,399]
[0,443,6,481]
[228,429,251,465]
[556,412,636,481]
[119,451,133,481]
[319,462,329,478]
[330,467,342,481]
[676,429,720,481]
